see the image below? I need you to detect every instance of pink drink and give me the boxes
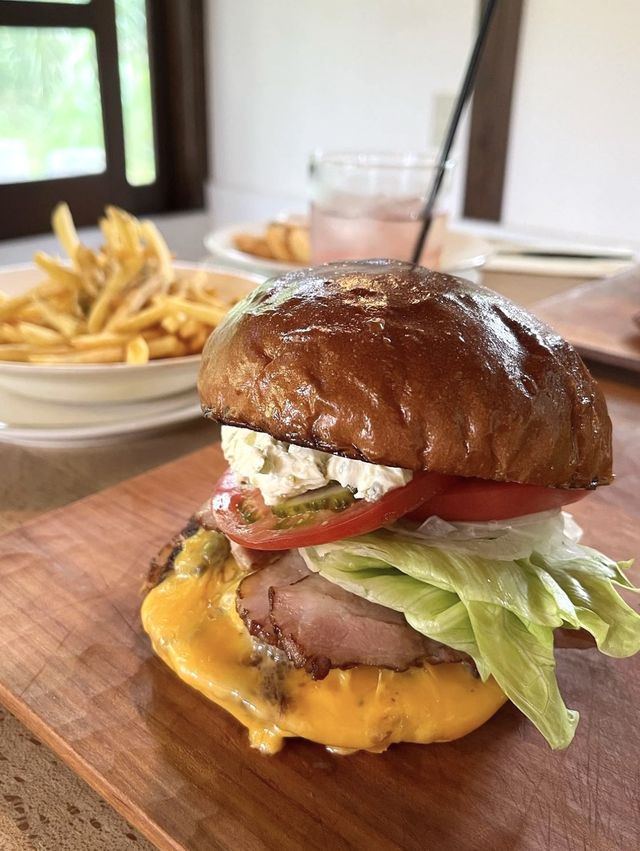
[311,198,447,267]
[309,152,452,268]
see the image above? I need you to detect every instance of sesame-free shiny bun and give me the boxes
[198,260,612,488]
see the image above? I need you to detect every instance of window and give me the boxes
[1,25,107,183]
[0,0,208,239]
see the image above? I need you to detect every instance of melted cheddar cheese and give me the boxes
[141,534,507,754]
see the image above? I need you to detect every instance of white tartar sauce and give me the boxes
[221,425,412,505]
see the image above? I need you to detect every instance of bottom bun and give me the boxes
[142,537,506,754]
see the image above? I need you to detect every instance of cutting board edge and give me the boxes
[0,678,183,851]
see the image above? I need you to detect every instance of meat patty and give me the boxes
[236,553,473,679]
[144,517,201,592]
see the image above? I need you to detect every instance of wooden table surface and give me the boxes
[0,361,639,850]
[0,417,219,849]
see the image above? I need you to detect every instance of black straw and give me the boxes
[411,0,499,265]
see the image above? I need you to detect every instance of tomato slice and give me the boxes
[211,467,454,550]
[407,478,590,523]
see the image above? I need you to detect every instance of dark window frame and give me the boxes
[0,0,208,240]
[463,0,524,222]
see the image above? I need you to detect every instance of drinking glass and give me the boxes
[309,151,453,266]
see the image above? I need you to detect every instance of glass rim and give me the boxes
[310,150,455,171]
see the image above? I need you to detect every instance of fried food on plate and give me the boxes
[0,204,243,365]
[232,218,310,265]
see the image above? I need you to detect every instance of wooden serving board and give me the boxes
[534,266,640,372]
[1,445,639,851]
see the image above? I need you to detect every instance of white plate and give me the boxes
[0,386,201,447]
[0,262,264,405]
[204,223,493,279]
[205,224,302,275]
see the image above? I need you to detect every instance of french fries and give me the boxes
[29,347,125,364]
[70,332,133,350]
[162,297,227,327]
[16,322,65,347]
[112,302,167,334]
[0,344,30,361]
[33,298,81,338]
[0,202,243,365]
[52,201,80,264]
[147,334,187,359]
[33,252,83,290]
[126,335,150,365]
[86,254,145,333]
[232,219,310,265]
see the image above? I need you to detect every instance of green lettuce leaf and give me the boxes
[301,521,640,749]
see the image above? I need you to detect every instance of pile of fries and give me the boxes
[233,219,310,265]
[0,204,238,365]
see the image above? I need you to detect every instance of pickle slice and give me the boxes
[271,483,356,518]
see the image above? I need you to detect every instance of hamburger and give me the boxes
[141,260,640,754]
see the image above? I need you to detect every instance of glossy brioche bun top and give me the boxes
[198,260,612,488]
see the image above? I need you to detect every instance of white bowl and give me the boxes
[0,262,264,405]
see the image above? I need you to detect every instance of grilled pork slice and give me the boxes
[236,551,310,642]
[269,574,468,679]
[148,524,594,680]
[235,553,472,679]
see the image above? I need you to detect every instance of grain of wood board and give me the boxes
[0,444,639,851]
[535,266,640,372]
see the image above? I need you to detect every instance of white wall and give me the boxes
[206,0,640,251]
[206,0,477,224]
[502,0,640,249]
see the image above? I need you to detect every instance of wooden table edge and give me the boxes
[0,679,181,851]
